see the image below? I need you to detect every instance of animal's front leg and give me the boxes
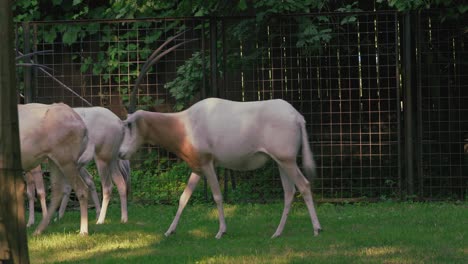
[165,172,201,237]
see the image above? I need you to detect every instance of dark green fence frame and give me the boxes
[17,10,467,202]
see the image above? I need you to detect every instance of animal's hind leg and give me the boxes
[63,163,89,235]
[34,168,48,220]
[111,165,128,223]
[96,159,113,224]
[33,162,65,235]
[26,165,47,227]
[80,167,101,219]
[25,171,36,227]
[202,163,226,239]
[278,161,321,236]
[58,183,71,219]
[271,166,296,238]
[165,171,201,237]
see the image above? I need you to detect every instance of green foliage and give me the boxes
[14,0,465,109]
[164,52,208,111]
[130,151,205,205]
[378,0,468,20]
[129,149,286,205]
[296,18,333,51]
[228,161,284,203]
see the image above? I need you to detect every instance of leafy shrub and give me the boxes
[164,51,208,111]
[228,161,283,203]
[131,151,206,205]
[129,149,285,205]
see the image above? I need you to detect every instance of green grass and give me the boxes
[27,202,467,263]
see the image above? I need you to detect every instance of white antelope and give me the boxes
[19,103,94,235]
[119,97,322,239]
[61,107,131,224]
[24,106,130,227]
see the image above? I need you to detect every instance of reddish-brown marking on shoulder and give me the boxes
[144,113,210,172]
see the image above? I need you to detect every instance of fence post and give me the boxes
[414,11,423,197]
[402,11,416,197]
[0,0,30,263]
[22,22,33,103]
[209,17,218,98]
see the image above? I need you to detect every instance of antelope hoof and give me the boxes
[314,228,322,236]
[215,231,226,239]
[164,229,175,237]
[271,232,281,239]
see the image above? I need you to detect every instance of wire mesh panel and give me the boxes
[27,18,206,115]
[417,11,468,199]
[220,12,400,201]
[19,12,467,203]
[21,18,208,204]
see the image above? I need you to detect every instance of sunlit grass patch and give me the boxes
[360,246,403,257]
[27,202,467,263]
[29,231,162,263]
[206,204,239,220]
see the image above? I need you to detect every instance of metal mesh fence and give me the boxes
[219,12,400,201]
[19,18,209,204]
[416,11,468,199]
[26,18,206,115]
[16,11,467,203]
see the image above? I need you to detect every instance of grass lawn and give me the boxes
[27,201,467,263]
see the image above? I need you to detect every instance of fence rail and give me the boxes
[16,10,468,202]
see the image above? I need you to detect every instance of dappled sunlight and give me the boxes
[195,248,359,264]
[25,203,466,263]
[188,228,210,239]
[29,231,163,263]
[207,205,239,220]
[195,245,363,264]
[196,254,289,264]
[360,246,403,257]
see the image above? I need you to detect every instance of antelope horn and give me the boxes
[128,30,188,113]
[140,30,189,75]
[128,37,198,113]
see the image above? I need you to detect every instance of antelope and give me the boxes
[119,98,322,239]
[19,103,94,235]
[18,52,130,230]
[118,31,321,239]
[26,158,130,227]
[61,107,131,224]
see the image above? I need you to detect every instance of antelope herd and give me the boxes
[18,34,321,238]
[22,97,321,239]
